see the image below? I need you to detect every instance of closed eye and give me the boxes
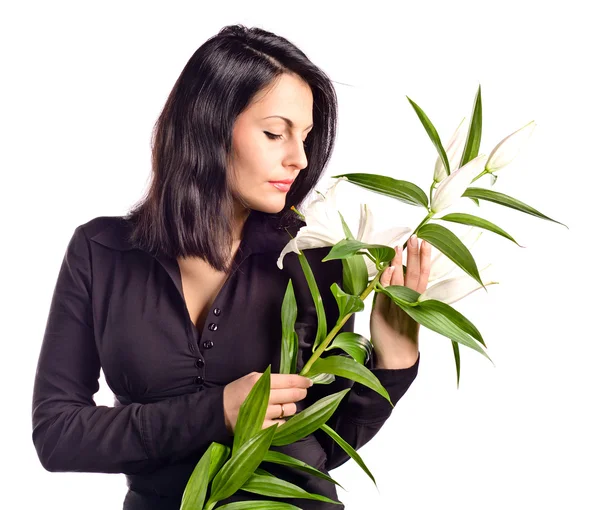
[264,131,309,147]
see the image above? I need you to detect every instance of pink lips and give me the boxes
[269,179,294,192]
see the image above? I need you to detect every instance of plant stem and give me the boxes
[299,269,384,375]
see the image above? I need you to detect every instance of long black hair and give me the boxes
[125,24,339,272]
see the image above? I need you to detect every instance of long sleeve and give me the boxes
[296,248,419,472]
[31,226,231,475]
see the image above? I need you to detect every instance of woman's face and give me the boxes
[228,73,313,215]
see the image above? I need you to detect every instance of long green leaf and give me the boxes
[462,187,568,228]
[325,332,373,366]
[180,442,230,510]
[303,356,391,406]
[272,389,350,446]
[208,424,279,504]
[342,255,369,296]
[330,282,364,318]
[320,423,377,487]
[262,450,344,489]
[330,172,429,208]
[452,341,461,389]
[232,366,272,456]
[240,473,341,504]
[416,223,486,290]
[297,251,328,352]
[437,212,523,247]
[280,280,299,375]
[217,502,302,509]
[322,239,395,265]
[405,97,452,178]
[459,84,483,168]
[380,294,493,363]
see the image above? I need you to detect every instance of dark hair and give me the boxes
[125,24,339,272]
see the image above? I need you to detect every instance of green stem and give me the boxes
[299,269,384,375]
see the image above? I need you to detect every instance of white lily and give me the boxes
[486,120,536,173]
[418,263,498,304]
[428,227,483,282]
[433,117,468,183]
[431,154,487,214]
[277,177,412,277]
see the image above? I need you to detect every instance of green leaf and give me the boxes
[405,97,452,178]
[232,366,272,456]
[452,341,461,389]
[330,282,364,318]
[459,84,483,168]
[320,423,377,487]
[306,372,336,385]
[416,223,486,290]
[342,255,369,296]
[297,251,328,353]
[280,280,299,375]
[217,502,302,509]
[272,389,351,446]
[180,442,230,510]
[338,211,355,240]
[375,284,420,305]
[377,292,493,363]
[262,450,344,489]
[330,172,429,208]
[462,187,569,228]
[208,424,279,505]
[240,473,341,504]
[325,332,373,366]
[303,355,391,406]
[323,239,395,266]
[437,212,524,247]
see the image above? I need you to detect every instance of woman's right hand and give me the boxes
[223,372,313,435]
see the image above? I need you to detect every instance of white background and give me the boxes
[2,1,598,508]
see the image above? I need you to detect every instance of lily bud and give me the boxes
[419,263,498,304]
[433,117,468,183]
[431,154,487,214]
[486,120,536,173]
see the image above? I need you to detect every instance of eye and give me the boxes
[264,131,283,140]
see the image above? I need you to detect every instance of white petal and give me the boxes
[369,225,413,247]
[431,154,487,213]
[434,117,468,183]
[419,263,496,304]
[356,203,374,242]
[486,121,536,172]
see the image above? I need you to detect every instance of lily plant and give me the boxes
[180,85,568,510]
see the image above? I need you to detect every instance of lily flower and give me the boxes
[485,120,536,173]
[428,227,483,282]
[433,117,468,183]
[277,177,412,277]
[418,263,498,304]
[431,154,488,214]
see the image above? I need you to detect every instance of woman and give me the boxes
[32,24,430,509]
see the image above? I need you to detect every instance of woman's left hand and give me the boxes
[369,235,432,368]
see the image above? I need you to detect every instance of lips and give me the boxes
[269,179,295,185]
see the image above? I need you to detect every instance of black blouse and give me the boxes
[31,208,419,509]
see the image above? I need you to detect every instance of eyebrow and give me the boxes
[263,115,313,131]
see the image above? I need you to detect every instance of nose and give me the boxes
[286,137,309,171]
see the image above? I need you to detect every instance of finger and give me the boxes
[270,374,313,389]
[379,263,396,287]
[267,402,297,419]
[389,245,405,286]
[264,419,286,429]
[269,387,307,404]
[417,240,432,294]
[403,235,421,290]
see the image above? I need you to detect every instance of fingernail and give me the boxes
[410,235,417,246]
[308,379,314,386]
[389,265,395,273]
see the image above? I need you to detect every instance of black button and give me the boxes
[195,376,205,385]
[213,307,221,316]
[208,323,218,331]
[203,340,214,349]
[195,358,205,368]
